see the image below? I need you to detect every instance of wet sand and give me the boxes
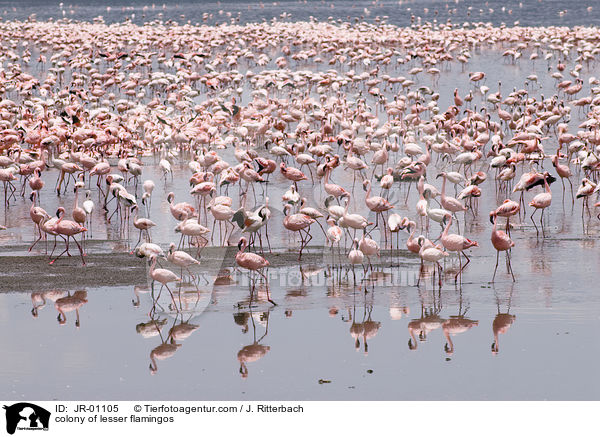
[0,243,416,292]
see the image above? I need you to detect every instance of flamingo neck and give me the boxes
[443,216,452,236]
[444,329,454,352]
[150,354,157,373]
[441,175,447,198]
[409,328,418,349]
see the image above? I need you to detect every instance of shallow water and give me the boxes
[2,0,600,401]
[2,247,600,400]
[1,0,600,28]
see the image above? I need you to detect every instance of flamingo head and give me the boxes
[444,343,454,356]
[237,237,248,251]
[442,212,452,226]
[489,210,497,224]
[491,342,499,354]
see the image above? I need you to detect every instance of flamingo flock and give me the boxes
[0,14,598,304]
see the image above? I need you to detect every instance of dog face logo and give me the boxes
[3,403,50,434]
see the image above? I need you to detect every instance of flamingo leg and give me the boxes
[492,250,500,282]
[74,237,86,266]
[530,208,539,236]
[506,251,515,282]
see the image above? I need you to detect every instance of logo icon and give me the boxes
[3,403,50,435]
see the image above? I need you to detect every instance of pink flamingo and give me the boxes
[440,213,478,281]
[551,151,573,203]
[492,199,520,234]
[323,168,348,199]
[28,191,49,250]
[529,171,552,237]
[280,162,307,188]
[130,204,156,253]
[28,168,44,196]
[363,179,393,229]
[167,192,196,221]
[149,254,181,310]
[50,207,87,265]
[437,172,467,230]
[490,211,515,282]
[283,204,316,260]
[235,237,274,305]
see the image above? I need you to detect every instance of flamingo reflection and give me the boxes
[408,290,445,350]
[348,287,381,354]
[136,318,167,338]
[31,290,67,317]
[442,291,478,355]
[54,290,88,327]
[237,310,270,378]
[492,287,516,355]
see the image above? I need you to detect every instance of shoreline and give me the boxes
[0,243,417,293]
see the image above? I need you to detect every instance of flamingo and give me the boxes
[283,204,316,261]
[440,213,479,281]
[323,168,349,199]
[28,191,49,250]
[167,242,201,279]
[363,179,393,229]
[490,211,515,282]
[50,207,87,265]
[492,199,520,234]
[235,237,274,305]
[149,254,182,310]
[325,217,343,249]
[551,151,573,203]
[436,172,468,221]
[417,236,448,286]
[167,192,196,221]
[130,204,157,252]
[529,171,552,237]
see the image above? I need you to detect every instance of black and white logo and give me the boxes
[3,403,50,435]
